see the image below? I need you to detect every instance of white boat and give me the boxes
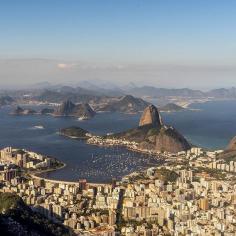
[78,116,89,121]
[33,125,44,129]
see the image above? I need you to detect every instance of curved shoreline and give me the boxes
[29,162,110,186]
[28,137,164,185]
[86,136,167,157]
[30,172,109,187]
[30,161,67,176]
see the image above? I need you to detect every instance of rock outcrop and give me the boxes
[139,105,163,127]
[110,104,191,153]
[155,126,191,153]
[54,100,96,119]
[55,100,76,116]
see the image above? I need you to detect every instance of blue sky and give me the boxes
[0,0,236,88]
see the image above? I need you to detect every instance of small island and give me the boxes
[159,103,185,112]
[59,126,91,139]
[11,100,96,120]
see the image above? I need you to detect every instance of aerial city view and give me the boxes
[1,1,236,236]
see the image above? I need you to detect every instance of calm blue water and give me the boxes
[0,100,236,182]
[163,101,236,149]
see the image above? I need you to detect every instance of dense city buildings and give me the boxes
[1,146,236,235]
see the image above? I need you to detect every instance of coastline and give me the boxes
[87,140,164,157]
[58,132,89,140]
[30,161,67,176]
[28,134,166,185]
[58,125,180,158]
[177,97,236,109]
[59,131,167,158]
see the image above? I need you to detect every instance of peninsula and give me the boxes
[61,104,191,154]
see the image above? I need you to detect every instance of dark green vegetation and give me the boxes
[60,126,90,139]
[0,192,25,213]
[154,168,179,182]
[127,172,150,183]
[0,192,73,236]
[159,103,185,112]
[126,168,179,183]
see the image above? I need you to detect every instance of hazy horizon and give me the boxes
[0,1,236,89]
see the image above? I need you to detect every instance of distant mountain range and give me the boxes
[2,82,236,111]
[126,86,205,98]
[127,86,236,99]
[98,95,150,113]
[37,89,102,103]
[34,83,236,101]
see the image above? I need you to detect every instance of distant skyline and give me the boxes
[0,1,236,89]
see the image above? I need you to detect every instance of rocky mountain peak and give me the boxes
[139,105,163,128]
[54,100,95,119]
[59,100,76,115]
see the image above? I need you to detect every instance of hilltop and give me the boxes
[0,192,72,236]
[109,105,191,153]
[54,100,96,119]
[98,95,149,113]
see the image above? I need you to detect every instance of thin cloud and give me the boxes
[57,63,76,69]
